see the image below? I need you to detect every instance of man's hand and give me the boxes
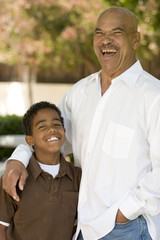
[2,160,28,201]
[115,209,129,223]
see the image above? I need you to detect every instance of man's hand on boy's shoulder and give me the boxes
[2,160,28,202]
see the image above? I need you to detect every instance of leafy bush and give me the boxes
[0,148,15,161]
[0,115,23,135]
[0,115,23,161]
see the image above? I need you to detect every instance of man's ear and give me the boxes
[132,31,140,49]
[25,136,34,146]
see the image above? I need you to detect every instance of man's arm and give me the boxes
[59,92,73,156]
[0,224,7,240]
[118,96,160,221]
[2,144,32,201]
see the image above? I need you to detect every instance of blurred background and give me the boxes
[0,0,160,163]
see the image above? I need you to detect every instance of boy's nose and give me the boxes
[48,126,56,133]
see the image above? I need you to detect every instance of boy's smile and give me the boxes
[47,136,59,142]
[26,108,65,165]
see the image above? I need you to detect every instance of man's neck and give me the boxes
[100,60,137,95]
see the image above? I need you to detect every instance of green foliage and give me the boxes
[0,115,23,135]
[26,5,74,38]
[0,148,15,162]
[0,0,159,79]
[68,153,74,164]
[0,115,23,161]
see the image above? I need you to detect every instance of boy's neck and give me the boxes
[34,151,61,165]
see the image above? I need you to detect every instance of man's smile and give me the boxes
[100,45,119,56]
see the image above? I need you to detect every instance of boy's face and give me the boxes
[26,108,65,157]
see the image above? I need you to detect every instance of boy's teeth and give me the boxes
[47,137,58,142]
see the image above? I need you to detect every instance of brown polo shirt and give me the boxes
[0,154,81,240]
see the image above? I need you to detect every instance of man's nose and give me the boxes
[101,32,113,44]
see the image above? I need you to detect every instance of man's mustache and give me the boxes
[99,44,119,52]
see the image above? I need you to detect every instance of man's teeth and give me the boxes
[102,49,117,53]
[47,137,58,142]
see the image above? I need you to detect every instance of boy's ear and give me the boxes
[25,136,34,146]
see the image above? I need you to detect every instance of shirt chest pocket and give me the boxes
[102,121,135,159]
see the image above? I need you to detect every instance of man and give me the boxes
[2,7,160,240]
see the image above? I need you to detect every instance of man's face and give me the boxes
[26,108,65,158]
[93,10,140,77]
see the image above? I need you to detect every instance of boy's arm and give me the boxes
[0,224,7,240]
[2,144,32,201]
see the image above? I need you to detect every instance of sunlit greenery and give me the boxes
[0,0,159,79]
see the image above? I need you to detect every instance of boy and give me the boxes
[0,101,81,240]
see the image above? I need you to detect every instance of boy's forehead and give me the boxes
[36,108,57,115]
[33,108,60,122]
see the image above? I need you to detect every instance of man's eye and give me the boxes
[114,31,122,35]
[95,31,103,35]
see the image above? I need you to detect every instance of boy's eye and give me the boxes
[54,123,62,127]
[39,125,45,129]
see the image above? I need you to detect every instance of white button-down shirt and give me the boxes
[9,61,160,240]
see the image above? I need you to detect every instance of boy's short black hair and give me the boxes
[22,101,64,136]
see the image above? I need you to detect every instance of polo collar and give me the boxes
[56,155,73,181]
[28,153,73,181]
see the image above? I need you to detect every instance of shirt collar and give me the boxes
[112,60,143,88]
[28,153,73,181]
[85,70,101,85]
[57,155,73,180]
[92,61,143,90]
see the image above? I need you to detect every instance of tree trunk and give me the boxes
[22,65,37,106]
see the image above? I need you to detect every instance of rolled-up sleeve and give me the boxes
[6,144,32,168]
